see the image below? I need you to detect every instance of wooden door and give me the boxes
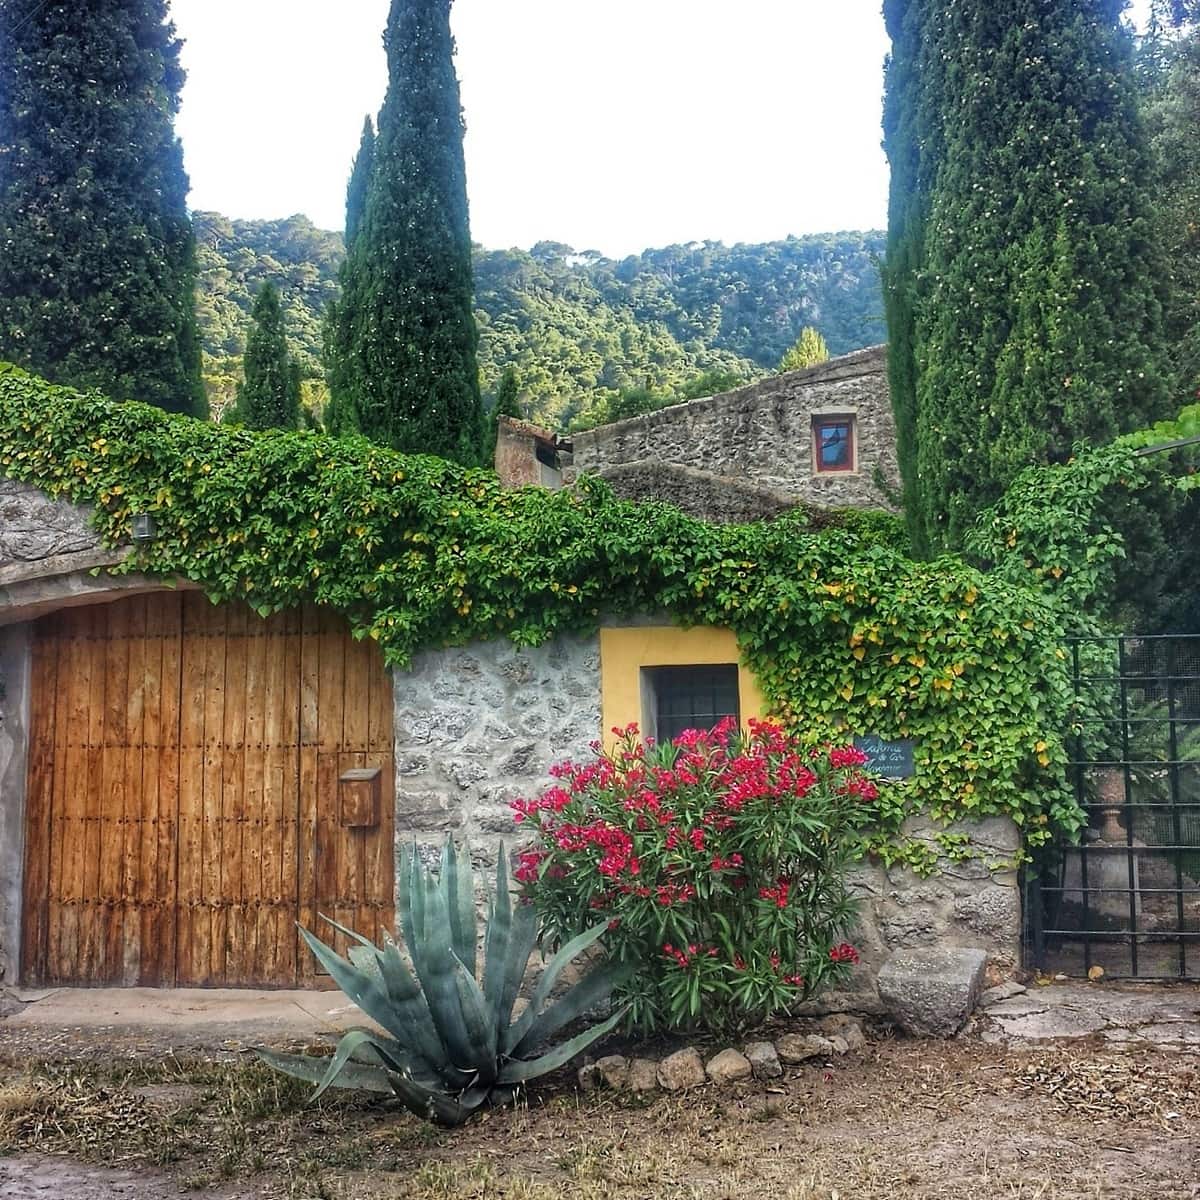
[20,593,395,988]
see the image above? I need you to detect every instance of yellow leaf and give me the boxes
[840,684,854,701]
[853,646,866,661]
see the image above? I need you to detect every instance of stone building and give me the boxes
[565,346,899,522]
[0,478,1018,1013]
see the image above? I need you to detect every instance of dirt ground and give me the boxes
[1,1029,1198,1200]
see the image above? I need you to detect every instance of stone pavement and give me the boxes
[974,980,1200,1048]
[0,985,369,1057]
[5,979,1200,1059]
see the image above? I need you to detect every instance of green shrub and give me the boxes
[515,720,873,1033]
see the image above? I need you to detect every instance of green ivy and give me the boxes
[0,362,1084,847]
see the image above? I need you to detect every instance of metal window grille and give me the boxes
[648,665,740,744]
[1024,634,1200,980]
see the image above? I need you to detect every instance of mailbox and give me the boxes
[339,767,382,828]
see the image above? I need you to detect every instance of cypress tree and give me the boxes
[324,0,482,462]
[777,327,830,373]
[1146,22,1200,393]
[885,1,1173,553]
[484,364,521,462]
[881,0,946,556]
[234,283,299,430]
[0,0,205,415]
[345,117,375,249]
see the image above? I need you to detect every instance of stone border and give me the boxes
[579,1014,868,1095]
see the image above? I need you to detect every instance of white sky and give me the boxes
[172,0,1155,257]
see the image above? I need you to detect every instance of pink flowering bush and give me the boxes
[512,718,877,1034]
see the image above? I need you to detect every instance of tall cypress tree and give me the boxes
[234,283,299,430]
[0,0,205,415]
[885,1,1173,553]
[324,0,482,462]
[484,364,521,461]
[881,0,946,556]
[345,116,375,250]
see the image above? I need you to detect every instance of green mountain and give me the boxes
[193,213,886,429]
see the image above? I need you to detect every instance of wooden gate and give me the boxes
[20,592,395,988]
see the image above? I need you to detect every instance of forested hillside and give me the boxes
[194,214,886,428]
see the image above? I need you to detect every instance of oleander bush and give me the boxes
[514,719,874,1033]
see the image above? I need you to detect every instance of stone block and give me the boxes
[818,1014,867,1052]
[595,1055,629,1089]
[979,981,1027,1008]
[744,1041,782,1079]
[877,947,988,1038]
[394,790,461,833]
[775,1033,834,1063]
[953,886,1020,942]
[657,1047,706,1091]
[627,1058,660,1092]
[705,1048,752,1084]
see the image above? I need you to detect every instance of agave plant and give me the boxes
[257,841,627,1126]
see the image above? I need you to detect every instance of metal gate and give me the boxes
[1024,634,1200,979]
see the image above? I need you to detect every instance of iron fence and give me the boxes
[1024,634,1200,979]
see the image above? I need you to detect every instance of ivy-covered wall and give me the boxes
[393,628,1022,1009]
[0,361,1092,869]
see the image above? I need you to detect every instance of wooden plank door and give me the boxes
[21,594,394,988]
[22,598,182,986]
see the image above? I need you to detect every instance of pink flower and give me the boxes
[829,746,870,769]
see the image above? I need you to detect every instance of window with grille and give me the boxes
[643,664,741,743]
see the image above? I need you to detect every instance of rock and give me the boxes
[627,1058,660,1092]
[657,1047,706,1091]
[744,1041,782,1079]
[953,887,1021,942]
[877,947,988,1038]
[595,1055,630,1089]
[706,1048,753,1085]
[829,1035,850,1055]
[979,980,1027,1008]
[775,1033,835,1063]
[576,1061,600,1093]
[818,1014,868,1052]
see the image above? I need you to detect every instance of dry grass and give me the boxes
[0,1039,1197,1199]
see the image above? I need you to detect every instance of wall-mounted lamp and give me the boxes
[131,513,157,543]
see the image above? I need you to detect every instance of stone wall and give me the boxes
[0,480,188,626]
[596,462,802,525]
[391,634,602,866]
[0,479,100,563]
[391,631,1022,1011]
[0,474,1023,1005]
[832,815,1022,1013]
[0,623,31,985]
[570,346,898,511]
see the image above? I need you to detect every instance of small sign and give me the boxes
[853,735,916,779]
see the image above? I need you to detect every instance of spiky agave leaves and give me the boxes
[257,841,627,1126]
